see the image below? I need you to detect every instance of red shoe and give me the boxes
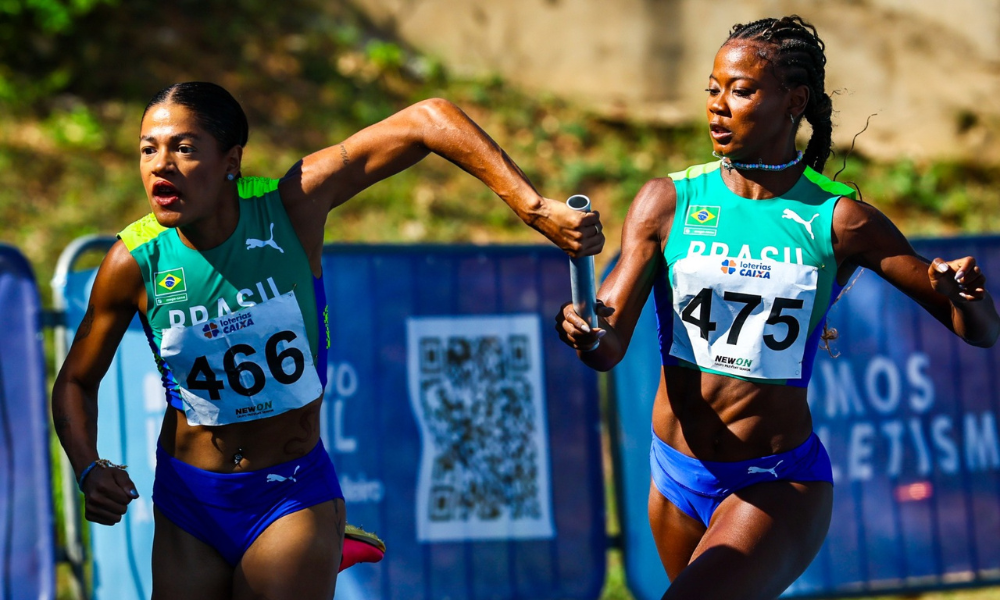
[339,524,386,572]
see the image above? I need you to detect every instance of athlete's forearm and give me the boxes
[577,327,625,372]
[51,375,101,480]
[414,98,545,221]
[951,291,1000,347]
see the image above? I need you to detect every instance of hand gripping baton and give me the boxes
[566,194,600,351]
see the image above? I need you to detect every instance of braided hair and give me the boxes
[726,16,833,173]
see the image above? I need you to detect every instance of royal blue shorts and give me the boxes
[649,427,833,528]
[152,439,344,566]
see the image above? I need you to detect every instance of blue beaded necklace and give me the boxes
[713,150,804,172]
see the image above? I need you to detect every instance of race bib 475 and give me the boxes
[669,255,819,380]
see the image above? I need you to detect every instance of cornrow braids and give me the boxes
[727,15,834,173]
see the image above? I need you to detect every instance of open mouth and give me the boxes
[152,181,181,206]
[709,123,732,141]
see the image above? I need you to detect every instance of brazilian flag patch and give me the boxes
[686,205,720,227]
[154,267,188,304]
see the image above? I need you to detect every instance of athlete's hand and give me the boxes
[81,466,139,525]
[555,300,615,351]
[533,199,604,258]
[929,257,986,302]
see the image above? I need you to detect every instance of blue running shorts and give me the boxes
[649,426,833,528]
[153,439,344,566]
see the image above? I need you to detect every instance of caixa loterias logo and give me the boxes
[720,259,772,279]
[201,313,256,339]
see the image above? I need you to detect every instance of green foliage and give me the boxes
[365,40,404,71]
[0,0,118,106]
[829,151,999,234]
[0,0,116,33]
[43,104,105,150]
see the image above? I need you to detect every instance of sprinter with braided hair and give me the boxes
[556,15,998,599]
[728,16,835,174]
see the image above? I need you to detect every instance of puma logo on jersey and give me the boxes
[747,460,783,478]
[246,223,284,253]
[781,209,819,240]
[266,465,301,483]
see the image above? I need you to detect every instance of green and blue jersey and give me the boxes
[119,177,330,424]
[653,161,856,386]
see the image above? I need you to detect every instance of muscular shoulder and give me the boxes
[832,197,911,266]
[625,177,677,243]
[94,240,145,312]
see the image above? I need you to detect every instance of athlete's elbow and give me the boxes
[966,325,999,348]
[411,98,461,126]
[581,350,623,372]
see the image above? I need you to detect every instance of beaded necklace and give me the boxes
[713,150,804,172]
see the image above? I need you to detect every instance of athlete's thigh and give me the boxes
[234,498,346,600]
[663,480,832,600]
[151,506,233,600]
[648,479,707,581]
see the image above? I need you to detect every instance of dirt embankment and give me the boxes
[350,0,1000,164]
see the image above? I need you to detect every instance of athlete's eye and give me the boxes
[140,146,155,156]
[733,88,754,98]
[178,145,194,155]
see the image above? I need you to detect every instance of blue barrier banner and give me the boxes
[322,245,606,599]
[608,235,1000,599]
[57,241,606,600]
[0,244,55,600]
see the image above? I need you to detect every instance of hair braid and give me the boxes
[727,16,834,173]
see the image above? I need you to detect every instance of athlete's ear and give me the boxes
[226,145,244,179]
[788,84,809,123]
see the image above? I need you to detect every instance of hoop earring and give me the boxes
[227,173,235,181]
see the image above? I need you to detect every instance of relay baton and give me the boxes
[566,194,600,351]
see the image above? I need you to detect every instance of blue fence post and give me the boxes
[50,235,118,598]
[0,244,55,600]
[52,235,157,600]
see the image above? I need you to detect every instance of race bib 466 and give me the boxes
[160,292,322,426]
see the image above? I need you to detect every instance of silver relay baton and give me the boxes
[566,194,600,351]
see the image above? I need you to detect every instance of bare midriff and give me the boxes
[159,396,324,472]
[653,365,813,462]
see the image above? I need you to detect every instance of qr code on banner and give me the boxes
[406,315,555,542]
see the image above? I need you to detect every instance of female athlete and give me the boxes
[52,81,604,600]
[556,16,998,600]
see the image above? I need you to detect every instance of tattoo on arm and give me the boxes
[75,305,95,342]
[340,144,350,166]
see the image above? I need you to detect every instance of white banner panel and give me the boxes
[407,314,555,542]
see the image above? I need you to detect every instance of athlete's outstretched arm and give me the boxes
[279,98,603,266]
[833,199,999,347]
[52,241,143,524]
[556,177,677,371]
